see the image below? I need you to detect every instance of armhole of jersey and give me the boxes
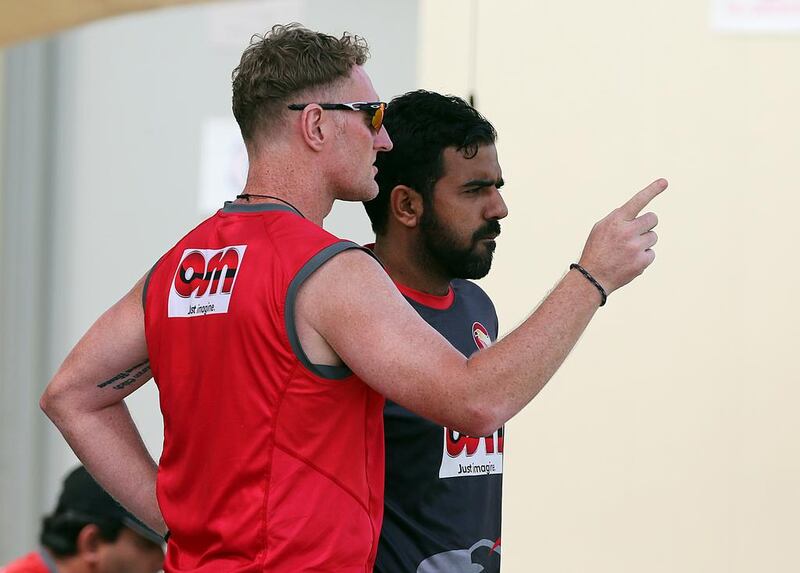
[141,261,159,310]
[285,241,379,380]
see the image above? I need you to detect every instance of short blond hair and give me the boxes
[232,23,370,141]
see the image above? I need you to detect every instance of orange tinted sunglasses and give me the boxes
[288,101,386,131]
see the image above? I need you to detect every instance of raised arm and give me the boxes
[298,179,667,436]
[39,275,166,534]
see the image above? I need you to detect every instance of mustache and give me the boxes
[472,220,501,242]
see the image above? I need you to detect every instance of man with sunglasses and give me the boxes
[1,466,163,573]
[41,23,665,572]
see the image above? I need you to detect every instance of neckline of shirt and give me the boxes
[362,243,456,310]
[394,281,455,310]
[222,202,299,215]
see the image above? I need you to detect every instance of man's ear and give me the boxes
[76,523,103,564]
[297,104,329,152]
[389,185,424,229]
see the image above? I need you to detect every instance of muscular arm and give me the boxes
[40,276,166,534]
[299,179,666,436]
[299,247,600,436]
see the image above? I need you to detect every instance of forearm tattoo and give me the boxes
[97,360,151,390]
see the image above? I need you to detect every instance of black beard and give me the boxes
[419,210,500,280]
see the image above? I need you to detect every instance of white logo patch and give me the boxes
[168,245,246,318]
[439,427,504,479]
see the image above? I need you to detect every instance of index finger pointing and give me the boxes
[619,178,668,219]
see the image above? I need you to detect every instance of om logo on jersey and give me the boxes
[168,245,247,317]
[439,426,504,479]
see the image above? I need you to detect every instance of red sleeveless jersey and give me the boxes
[143,203,385,572]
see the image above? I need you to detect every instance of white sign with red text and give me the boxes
[712,0,800,32]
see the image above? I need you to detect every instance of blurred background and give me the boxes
[1,0,798,571]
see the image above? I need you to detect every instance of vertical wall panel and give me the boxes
[0,40,56,562]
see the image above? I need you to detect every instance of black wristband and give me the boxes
[164,530,171,542]
[570,263,607,307]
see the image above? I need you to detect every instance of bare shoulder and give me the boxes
[296,246,405,321]
[293,243,465,395]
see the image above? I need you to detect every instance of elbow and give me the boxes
[39,384,57,420]
[453,402,505,438]
[40,377,68,422]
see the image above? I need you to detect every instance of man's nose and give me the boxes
[374,125,393,152]
[486,188,508,221]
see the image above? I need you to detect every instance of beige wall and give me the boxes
[420,1,800,572]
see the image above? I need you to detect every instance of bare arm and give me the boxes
[40,275,166,534]
[298,179,667,436]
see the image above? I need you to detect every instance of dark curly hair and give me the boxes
[364,90,497,235]
[232,23,370,142]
